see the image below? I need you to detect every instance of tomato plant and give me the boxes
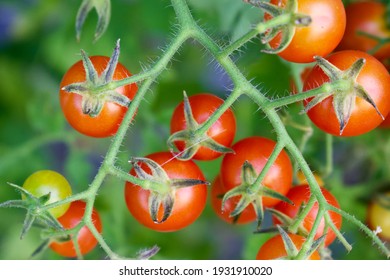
[256,233,321,260]
[337,2,390,62]
[264,0,346,63]
[22,170,72,218]
[273,184,342,246]
[49,201,102,258]
[303,50,390,136]
[170,93,236,160]
[211,175,257,224]
[124,151,208,232]
[59,56,138,138]
[221,136,293,208]
[367,192,390,241]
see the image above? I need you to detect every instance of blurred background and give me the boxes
[0,0,389,260]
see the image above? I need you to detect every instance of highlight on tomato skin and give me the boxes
[256,233,321,260]
[210,175,257,225]
[59,56,138,138]
[273,184,342,247]
[264,0,346,63]
[124,151,208,232]
[49,200,102,258]
[303,50,390,137]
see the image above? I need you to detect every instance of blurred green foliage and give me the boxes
[0,0,389,260]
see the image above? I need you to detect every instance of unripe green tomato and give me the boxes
[23,170,72,218]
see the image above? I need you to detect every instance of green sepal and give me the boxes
[76,0,111,42]
[148,192,175,224]
[30,239,50,258]
[277,225,299,257]
[135,245,160,260]
[304,234,326,259]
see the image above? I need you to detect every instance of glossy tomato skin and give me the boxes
[124,152,207,232]
[303,50,390,136]
[265,0,346,63]
[273,184,342,247]
[220,137,293,208]
[59,56,138,138]
[170,93,236,160]
[211,175,256,224]
[256,233,321,260]
[23,170,72,218]
[50,201,102,258]
[367,192,390,241]
[337,2,390,61]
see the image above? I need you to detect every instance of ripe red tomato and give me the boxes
[22,170,72,218]
[170,93,236,160]
[273,184,342,247]
[59,56,138,138]
[265,0,346,63]
[303,50,390,136]
[220,136,293,208]
[124,152,207,232]
[211,175,256,224]
[337,2,390,62]
[366,192,390,241]
[50,201,102,257]
[380,115,390,128]
[256,233,321,260]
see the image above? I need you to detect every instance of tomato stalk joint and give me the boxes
[61,40,131,118]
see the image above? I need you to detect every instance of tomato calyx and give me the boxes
[275,225,325,260]
[61,40,131,118]
[245,0,312,54]
[0,183,63,240]
[129,157,209,223]
[304,56,385,135]
[263,207,309,236]
[76,0,111,42]
[167,92,233,160]
[222,161,293,228]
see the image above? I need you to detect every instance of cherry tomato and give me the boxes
[265,0,346,63]
[273,184,342,247]
[367,192,390,241]
[296,170,324,187]
[256,233,321,260]
[124,152,208,232]
[170,93,236,160]
[336,2,390,62]
[303,50,390,136]
[211,175,257,224]
[50,201,102,258]
[220,136,293,208]
[59,56,138,138]
[23,170,72,218]
[380,115,390,128]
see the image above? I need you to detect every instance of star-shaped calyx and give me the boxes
[221,161,293,229]
[167,92,233,160]
[303,56,384,135]
[244,0,312,53]
[61,40,131,118]
[130,157,209,223]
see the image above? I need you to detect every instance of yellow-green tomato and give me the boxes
[23,170,72,218]
[367,192,390,241]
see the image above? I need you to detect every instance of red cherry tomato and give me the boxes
[211,175,256,224]
[337,2,390,62]
[273,184,342,247]
[59,56,138,138]
[50,201,102,257]
[303,50,390,136]
[220,136,293,208]
[170,93,236,160]
[124,152,208,232]
[265,0,346,63]
[256,233,321,260]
